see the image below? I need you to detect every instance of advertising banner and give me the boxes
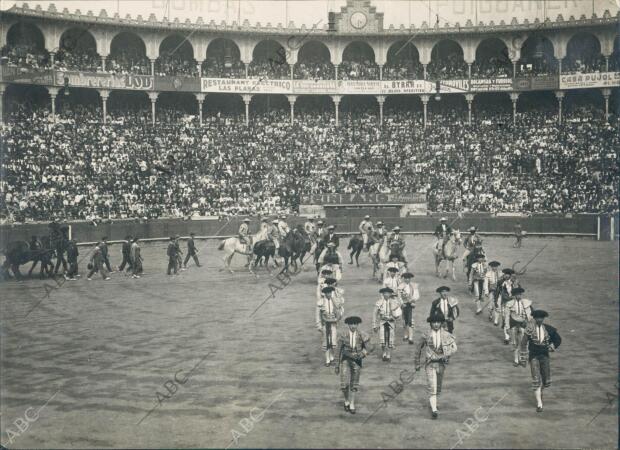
[470,78,513,92]
[559,71,620,89]
[301,192,426,205]
[439,79,470,93]
[126,75,154,90]
[339,80,382,95]
[513,75,558,91]
[201,77,292,94]
[381,79,429,94]
[293,79,338,94]
[154,75,199,92]
[56,71,127,89]
[1,66,53,84]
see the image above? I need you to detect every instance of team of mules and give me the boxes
[1,222,69,281]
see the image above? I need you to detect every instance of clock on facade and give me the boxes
[350,11,367,29]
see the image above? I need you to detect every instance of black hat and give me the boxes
[380,287,394,294]
[476,254,485,259]
[402,272,414,278]
[512,287,525,295]
[387,267,399,273]
[532,310,548,319]
[489,261,501,267]
[325,277,337,285]
[102,236,108,240]
[344,316,362,325]
[436,286,451,293]
[390,254,400,260]
[427,312,446,323]
[322,286,335,294]
[190,232,196,236]
[502,268,515,275]
[125,235,132,240]
[321,269,333,275]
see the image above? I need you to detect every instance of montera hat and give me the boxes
[344,316,362,325]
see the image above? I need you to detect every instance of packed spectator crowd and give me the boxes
[339,60,380,80]
[383,61,423,80]
[470,57,512,78]
[426,53,468,79]
[294,59,334,80]
[1,96,617,223]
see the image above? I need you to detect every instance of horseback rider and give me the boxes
[387,226,407,264]
[323,225,340,248]
[238,218,252,250]
[29,235,42,252]
[305,217,317,252]
[370,221,387,247]
[314,220,327,243]
[462,226,482,264]
[434,217,452,239]
[269,219,281,253]
[319,243,344,280]
[359,215,373,251]
[278,215,290,237]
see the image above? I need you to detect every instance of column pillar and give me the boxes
[332,95,341,126]
[602,88,611,122]
[376,95,385,126]
[289,64,294,80]
[0,83,5,124]
[512,60,517,78]
[510,92,519,126]
[605,56,609,72]
[421,94,429,128]
[148,92,159,126]
[244,63,249,78]
[334,65,339,80]
[242,94,252,126]
[99,89,110,124]
[467,63,472,80]
[196,60,204,77]
[150,59,156,76]
[379,65,383,80]
[48,87,60,123]
[554,90,564,124]
[287,95,296,124]
[101,56,106,72]
[423,64,427,80]
[465,93,474,125]
[49,52,55,66]
[557,57,562,75]
[196,93,205,126]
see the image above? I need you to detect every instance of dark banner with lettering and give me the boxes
[301,193,426,205]
[154,75,200,92]
[1,66,54,84]
[126,75,154,90]
[513,75,558,91]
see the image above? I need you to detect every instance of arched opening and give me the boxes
[473,38,511,78]
[295,41,333,79]
[156,34,197,77]
[204,38,243,78]
[295,95,334,116]
[2,22,48,69]
[203,93,244,118]
[3,84,50,118]
[341,41,378,80]
[565,32,603,73]
[55,87,101,117]
[57,28,99,71]
[518,35,556,76]
[385,41,421,79]
[249,40,288,79]
[428,40,467,80]
[564,89,604,118]
[250,94,289,119]
[611,36,620,71]
[108,90,150,119]
[472,92,511,120]
[108,31,149,74]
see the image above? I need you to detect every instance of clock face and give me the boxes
[350,11,367,29]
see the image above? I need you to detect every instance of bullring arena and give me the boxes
[1,0,619,448]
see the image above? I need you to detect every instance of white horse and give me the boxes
[433,229,461,281]
[369,236,393,281]
[218,227,269,274]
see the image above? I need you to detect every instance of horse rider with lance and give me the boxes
[462,226,481,265]
[323,225,340,248]
[319,242,344,281]
[434,217,452,240]
[304,216,317,253]
[316,285,344,367]
[359,215,373,251]
[238,218,252,251]
[387,226,408,266]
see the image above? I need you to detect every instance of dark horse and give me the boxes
[347,234,363,267]
[252,240,276,273]
[279,227,310,274]
[1,238,55,280]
